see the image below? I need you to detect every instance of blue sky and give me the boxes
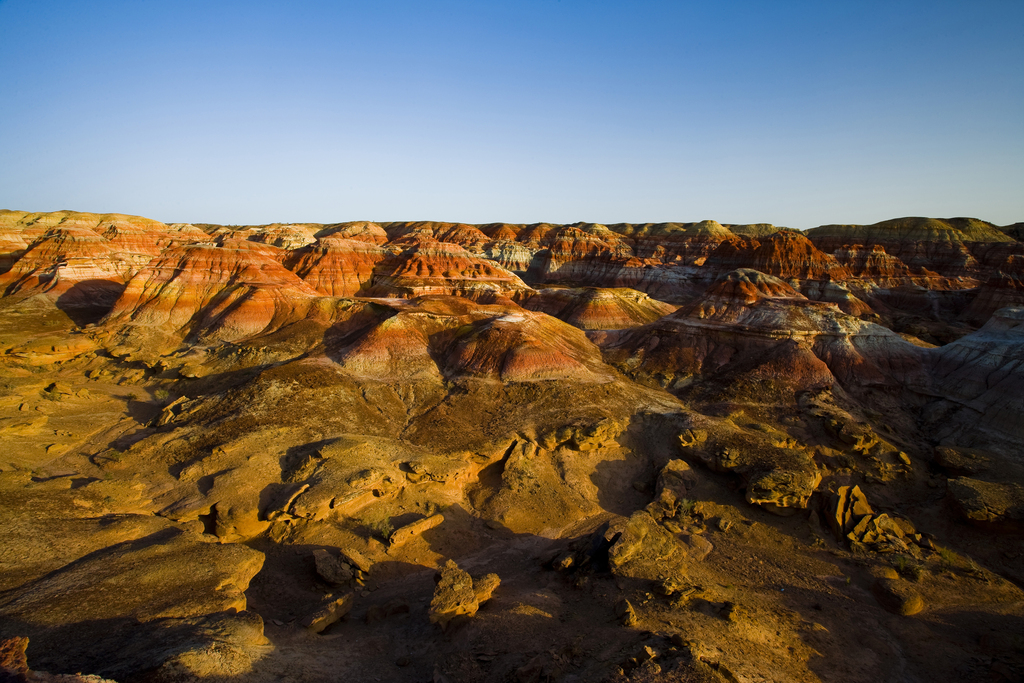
[1,0,1021,228]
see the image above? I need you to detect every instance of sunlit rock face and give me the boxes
[104,239,321,341]
[806,216,1019,281]
[363,236,531,301]
[520,287,677,330]
[705,232,852,281]
[284,236,386,297]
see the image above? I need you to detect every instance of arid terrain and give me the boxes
[1,210,1023,682]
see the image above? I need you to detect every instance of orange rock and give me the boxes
[104,239,320,341]
[285,236,386,297]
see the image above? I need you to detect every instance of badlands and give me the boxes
[0,210,1022,682]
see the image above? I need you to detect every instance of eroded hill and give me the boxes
[0,210,1022,683]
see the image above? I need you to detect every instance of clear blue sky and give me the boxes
[1,0,1021,228]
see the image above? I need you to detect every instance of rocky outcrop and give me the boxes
[827,485,873,539]
[705,231,852,281]
[428,560,500,630]
[947,477,1024,529]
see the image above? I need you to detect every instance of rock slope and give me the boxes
[0,209,1022,682]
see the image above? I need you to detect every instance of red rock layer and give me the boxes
[678,269,802,320]
[535,225,636,283]
[284,237,386,297]
[365,237,530,300]
[382,222,491,251]
[246,224,319,249]
[105,239,320,341]
[0,211,208,305]
[830,244,911,282]
[705,232,852,281]
[606,220,734,263]
[442,310,611,382]
[604,269,926,391]
[0,226,127,306]
[520,287,677,330]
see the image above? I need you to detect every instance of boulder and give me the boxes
[947,477,1024,528]
[846,513,912,554]
[338,546,373,574]
[428,560,500,630]
[646,459,699,520]
[389,513,445,548]
[827,485,873,539]
[312,549,354,585]
[606,511,685,574]
[301,593,354,634]
[872,579,925,616]
[677,429,709,450]
[615,599,638,627]
[681,533,714,561]
[0,636,29,678]
[745,467,822,513]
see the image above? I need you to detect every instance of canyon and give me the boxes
[0,209,1022,682]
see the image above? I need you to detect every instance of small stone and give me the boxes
[389,513,445,548]
[313,549,354,585]
[720,601,744,622]
[872,578,924,616]
[872,566,899,580]
[615,598,638,627]
[339,546,373,573]
[301,592,354,633]
[684,533,713,561]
